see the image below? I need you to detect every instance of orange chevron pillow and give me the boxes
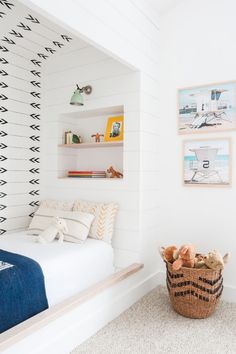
[73,200,118,244]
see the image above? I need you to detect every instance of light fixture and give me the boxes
[70,84,92,106]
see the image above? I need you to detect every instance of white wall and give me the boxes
[23,0,161,274]
[41,50,142,268]
[159,0,236,289]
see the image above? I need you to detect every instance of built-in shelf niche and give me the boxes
[58,105,124,179]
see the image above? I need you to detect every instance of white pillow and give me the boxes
[40,199,73,211]
[28,207,94,243]
[73,200,118,244]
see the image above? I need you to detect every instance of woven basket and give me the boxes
[166,261,223,319]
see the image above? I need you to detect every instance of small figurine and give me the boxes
[107,166,123,178]
[91,133,104,143]
[72,134,83,144]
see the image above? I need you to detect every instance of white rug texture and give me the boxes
[71,286,236,354]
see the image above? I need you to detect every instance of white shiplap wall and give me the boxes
[22,0,161,273]
[41,47,141,268]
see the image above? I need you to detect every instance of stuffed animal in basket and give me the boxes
[159,246,178,263]
[203,250,230,270]
[38,217,68,244]
[172,244,196,270]
[194,254,206,268]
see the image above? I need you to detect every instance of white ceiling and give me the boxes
[148,0,183,15]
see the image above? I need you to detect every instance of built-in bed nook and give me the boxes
[0,1,145,353]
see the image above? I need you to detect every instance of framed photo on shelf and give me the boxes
[104,116,124,142]
[178,81,236,134]
[183,138,232,187]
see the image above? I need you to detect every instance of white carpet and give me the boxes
[71,286,236,354]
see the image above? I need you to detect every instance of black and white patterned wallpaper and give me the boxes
[0,0,73,235]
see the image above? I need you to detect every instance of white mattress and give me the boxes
[0,231,114,306]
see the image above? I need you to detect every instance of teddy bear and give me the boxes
[203,250,229,270]
[159,246,178,263]
[37,217,68,244]
[194,254,207,268]
[172,244,196,270]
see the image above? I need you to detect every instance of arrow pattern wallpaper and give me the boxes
[0,0,73,235]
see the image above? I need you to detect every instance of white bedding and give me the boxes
[0,231,114,307]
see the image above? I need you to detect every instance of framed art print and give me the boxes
[104,116,124,142]
[183,138,231,186]
[178,81,236,134]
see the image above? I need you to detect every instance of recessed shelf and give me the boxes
[58,141,123,149]
[58,105,124,179]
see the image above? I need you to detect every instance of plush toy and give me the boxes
[159,246,178,263]
[107,166,123,178]
[37,217,68,244]
[203,250,230,270]
[194,254,207,268]
[172,244,196,270]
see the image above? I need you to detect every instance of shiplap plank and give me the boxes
[76,0,159,65]
[44,46,108,74]
[109,0,160,47]
[44,59,134,90]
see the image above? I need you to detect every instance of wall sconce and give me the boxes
[70,84,92,106]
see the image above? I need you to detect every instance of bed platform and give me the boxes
[0,231,115,307]
[0,262,143,353]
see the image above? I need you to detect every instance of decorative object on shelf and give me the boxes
[178,81,236,134]
[72,134,82,144]
[64,131,68,144]
[107,166,123,178]
[91,133,104,143]
[104,116,124,142]
[68,170,106,178]
[70,84,92,106]
[183,138,231,186]
[160,245,229,318]
[65,132,82,144]
[65,131,72,144]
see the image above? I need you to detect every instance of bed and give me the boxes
[0,230,114,307]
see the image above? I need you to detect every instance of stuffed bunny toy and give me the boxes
[37,217,68,244]
[172,244,196,270]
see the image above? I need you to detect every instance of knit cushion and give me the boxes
[40,199,73,211]
[73,200,118,243]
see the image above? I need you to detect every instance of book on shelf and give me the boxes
[67,170,107,178]
[68,171,106,174]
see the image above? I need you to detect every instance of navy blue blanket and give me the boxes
[0,250,48,333]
